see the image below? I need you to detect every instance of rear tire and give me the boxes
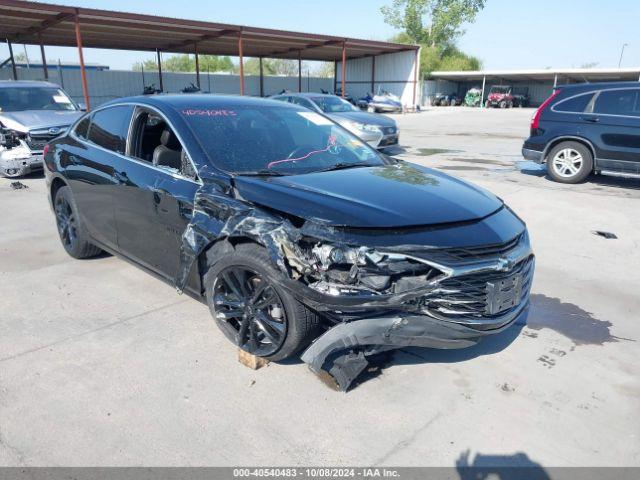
[203,242,320,361]
[546,141,593,184]
[53,186,102,259]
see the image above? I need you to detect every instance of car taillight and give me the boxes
[43,144,50,157]
[531,90,561,130]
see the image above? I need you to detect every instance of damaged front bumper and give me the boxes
[301,304,529,390]
[0,141,44,177]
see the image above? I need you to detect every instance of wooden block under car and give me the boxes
[237,349,269,370]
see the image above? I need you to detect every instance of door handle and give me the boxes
[582,116,600,123]
[114,170,129,184]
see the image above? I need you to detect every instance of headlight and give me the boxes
[340,120,380,135]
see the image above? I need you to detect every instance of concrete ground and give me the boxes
[1,107,639,468]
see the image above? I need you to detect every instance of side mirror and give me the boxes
[77,102,87,112]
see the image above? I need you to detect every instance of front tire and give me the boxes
[54,186,102,259]
[203,243,320,361]
[546,141,593,184]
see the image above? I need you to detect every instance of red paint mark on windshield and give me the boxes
[267,135,337,169]
[182,109,237,116]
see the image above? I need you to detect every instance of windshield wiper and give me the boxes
[238,169,287,177]
[315,162,375,173]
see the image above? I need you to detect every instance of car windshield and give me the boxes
[310,96,357,113]
[181,104,385,175]
[490,86,510,94]
[0,87,77,112]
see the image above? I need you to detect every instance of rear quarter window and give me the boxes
[74,116,90,139]
[593,89,640,116]
[552,93,594,113]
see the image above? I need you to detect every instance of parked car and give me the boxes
[45,95,534,390]
[485,85,516,108]
[0,80,84,177]
[433,93,462,106]
[271,92,399,149]
[522,81,640,183]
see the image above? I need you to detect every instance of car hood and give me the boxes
[233,163,502,228]
[0,110,82,133]
[328,111,396,127]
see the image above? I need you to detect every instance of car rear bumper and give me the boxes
[522,147,544,163]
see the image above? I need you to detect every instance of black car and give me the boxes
[522,82,640,183]
[45,95,534,390]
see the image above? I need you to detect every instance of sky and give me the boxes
[3,0,640,71]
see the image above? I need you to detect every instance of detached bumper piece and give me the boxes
[301,305,529,391]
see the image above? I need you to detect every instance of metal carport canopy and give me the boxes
[0,0,419,108]
[429,68,640,83]
[0,0,417,60]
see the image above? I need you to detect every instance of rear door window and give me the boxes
[593,89,640,116]
[87,105,134,154]
[553,93,594,113]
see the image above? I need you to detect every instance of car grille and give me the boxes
[413,234,524,266]
[26,132,59,153]
[425,255,534,328]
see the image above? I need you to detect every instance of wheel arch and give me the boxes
[197,236,269,295]
[543,136,596,166]
[50,176,68,202]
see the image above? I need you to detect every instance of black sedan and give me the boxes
[44,95,534,390]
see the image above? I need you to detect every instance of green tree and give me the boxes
[132,54,234,73]
[384,0,486,77]
[381,0,486,46]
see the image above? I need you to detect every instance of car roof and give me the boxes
[282,92,337,98]
[557,81,640,91]
[0,80,62,89]
[102,94,298,110]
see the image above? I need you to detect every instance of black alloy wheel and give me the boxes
[55,192,78,251]
[213,266,287,357]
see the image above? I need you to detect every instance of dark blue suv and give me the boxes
[522,82,640,183]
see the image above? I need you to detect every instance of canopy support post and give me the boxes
[259,57,264,97]
[480,75,486,108]
[371,55,375,94]
[74,12,90,111]
[6,39,17,80]
[341,41,346,98]
[194,42,200,89]
[412,48,419,108]
[156,48,163,91]
[38,34,48,79]
[298,50,302,92]
[238,31,244,95]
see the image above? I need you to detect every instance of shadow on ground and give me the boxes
[455,449,550,480]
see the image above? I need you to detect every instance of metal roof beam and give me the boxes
[9,12,74,42]
[162,29,237,52]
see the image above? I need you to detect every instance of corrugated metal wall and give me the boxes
[0,67,334,107]
[337,50,420,107]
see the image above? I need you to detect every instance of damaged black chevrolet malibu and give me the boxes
[44,95,534,390]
